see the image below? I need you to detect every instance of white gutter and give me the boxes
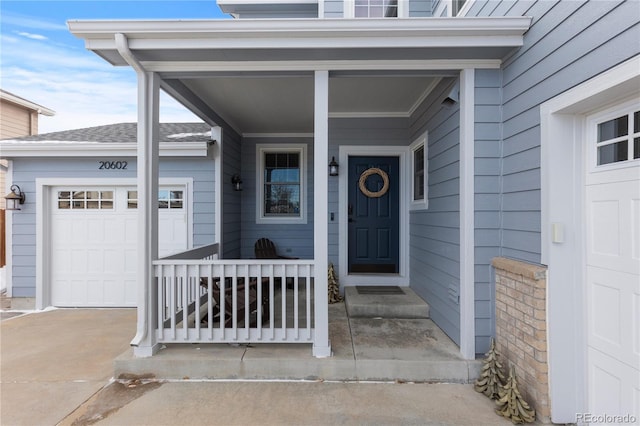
[69,17,531,65]
[115,32,155,353]
[0,141,209,157]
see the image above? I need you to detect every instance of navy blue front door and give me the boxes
[348,156,399,273]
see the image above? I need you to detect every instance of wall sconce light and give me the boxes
[5,185,26,211]
[231,174,243,191]
[329,157,339,176]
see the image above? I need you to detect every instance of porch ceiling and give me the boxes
[174,74,440,134]
[69,17,532,134]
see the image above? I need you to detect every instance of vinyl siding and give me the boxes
[408,78,462,346]
[409,0,434,17]
[467,0,640,263]
[239,136,314,259]
[473,69,502,352]
[222,128,243,258]
[8,156,216,297]
[0,100,36,139]
[324,0,343,17]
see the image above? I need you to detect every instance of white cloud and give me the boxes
[15,31,48,40]
[1,12,67,31]
[1,30,199,134]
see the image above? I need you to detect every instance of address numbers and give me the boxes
[98,160,128,170]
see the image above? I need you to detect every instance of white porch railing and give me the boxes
[153,244,315,344]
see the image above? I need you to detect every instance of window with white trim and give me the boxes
[410,133,428,210]
[595,109,640,166]
[354,0,398,17]
[57,190,113,210]
[256,144,307,224]
[126,190,184,209]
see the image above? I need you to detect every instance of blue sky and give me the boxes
[0,1,230,133]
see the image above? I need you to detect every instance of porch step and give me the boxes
[344,286,430,319]
[114,304,480,383]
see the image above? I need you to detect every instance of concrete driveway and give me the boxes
[1,308,519,425]
[0,308,136,425]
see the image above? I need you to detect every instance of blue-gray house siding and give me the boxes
[222,127,243,259]
[9,156,216,298]
[468,0,640,264]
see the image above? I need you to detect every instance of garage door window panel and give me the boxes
[596,109,640,166]
[57,190,113,210]
[127,190,184,209]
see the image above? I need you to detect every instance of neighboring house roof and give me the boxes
[0,122,213,157]
[0,89,56,116]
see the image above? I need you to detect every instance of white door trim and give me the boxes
[35,177,193,310]
[338,145,409,287]
[540,54,640,423]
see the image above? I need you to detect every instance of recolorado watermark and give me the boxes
[576,413,637,424]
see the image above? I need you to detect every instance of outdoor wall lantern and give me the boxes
[329,157,339,176]
[231,174,243,191]
[5,185,26,211]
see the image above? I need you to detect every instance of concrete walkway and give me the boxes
[1,308,518,425]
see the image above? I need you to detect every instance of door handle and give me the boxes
[348,204,353,215]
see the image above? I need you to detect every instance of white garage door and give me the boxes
[585,107,640,417]
[51,186,188,307]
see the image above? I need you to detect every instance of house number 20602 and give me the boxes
[98,161,128,170]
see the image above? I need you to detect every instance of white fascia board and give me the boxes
[0,141,208,157]
[0,91,56,116]
[144,59,502,73]
[69,17,531,49]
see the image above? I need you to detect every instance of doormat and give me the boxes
[356,286,404,295]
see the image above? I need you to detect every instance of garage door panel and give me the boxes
[71,249,88,273]
[633,198,640,261]
[124,249,137,274]
[588,348,640,417]
[587,266,639,369]
[586,180,640,275]
[50,186,188,307]
[585,107,639,422]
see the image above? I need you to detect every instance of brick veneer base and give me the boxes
[492,257,550,423]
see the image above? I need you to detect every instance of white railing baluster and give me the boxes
[257,265,263,339]
[170,264,176,340]
[152,243,317,346]
[306,264,312,340]
[269,264,275,341]
[220,267,226,339]
[243,266,250,338]
[294,265,299,340]
[182,265,188,339]
[207,264,213,340]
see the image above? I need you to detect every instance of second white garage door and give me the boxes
[50,186,188,307]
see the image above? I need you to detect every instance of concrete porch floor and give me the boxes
[115,301,482,383]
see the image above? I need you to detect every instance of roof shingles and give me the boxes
[1,122,211,143]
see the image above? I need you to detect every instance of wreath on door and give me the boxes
[358,167,390,198]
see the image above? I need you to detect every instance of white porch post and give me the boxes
[131,70,161,357]
[313,70,331,357]
[459,68,476,360]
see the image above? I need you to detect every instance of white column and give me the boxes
[313,70,331,357]
[131,70,160,357]
[459,68,476,360]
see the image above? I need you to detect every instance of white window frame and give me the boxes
[410,132,429,210]
[344,0,407,18]
[586,101,640,172]
[256,144,307,224]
